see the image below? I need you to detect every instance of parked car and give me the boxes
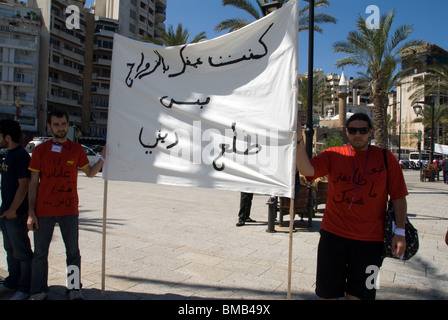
[82,144,101,167]
[399,160,411,170]
[84,144,103,155]
[25,137,51,156]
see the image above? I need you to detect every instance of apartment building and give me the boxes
[25,0,166,137]
[389,42,448,151]
[27,0,87,134]
[0,0,41,136]
[89,16,117,138]
[93,0,167,40]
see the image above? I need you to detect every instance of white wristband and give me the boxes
[100,155,105,162]
[394,228,405,236]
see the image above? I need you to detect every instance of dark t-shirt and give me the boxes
[0,146,31,215]
[441,159,448,171]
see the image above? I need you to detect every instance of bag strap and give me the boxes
[382,148,388,171]
[383,149,389,197]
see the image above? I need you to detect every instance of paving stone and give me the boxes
[0,170,447,300]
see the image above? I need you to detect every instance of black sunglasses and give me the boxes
[347,127,370,135]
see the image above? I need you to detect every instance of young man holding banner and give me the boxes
[295,113,408,300]
[27,110,105,300]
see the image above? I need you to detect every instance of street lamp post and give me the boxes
[413,100,435,163]
[304,0,315,158]
[260,0,280,16]
[299,0,315,234]
[261,1,282,234]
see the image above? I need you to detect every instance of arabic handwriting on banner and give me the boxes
[138,122,261,171]
[126,22,272,169]
[124,23,274,87]
[208,23,273,68]
[169,45,204,78]
[125,51,169,87]
[107,0,299,197]
[159,96,211,109]
[212,122,261,171]
[139,129,179,155]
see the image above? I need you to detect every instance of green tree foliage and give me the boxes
[215,0,336,33]
[333,11,422,149]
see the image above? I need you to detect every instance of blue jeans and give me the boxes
[30,215,81,294]
[0,214,33,292]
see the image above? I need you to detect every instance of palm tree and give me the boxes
[408,63,448,145]
[408,63,448,104]
[215,0,336,33]
[297,75,331,113]
[299,0,337,33]
[141,24,207,46]
[333,11,422,149]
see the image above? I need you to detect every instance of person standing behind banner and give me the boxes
[236,192,257,226]
[0,120,33,300]
[27,110,106,300]
[440,155,448,184]
[296,113,408,300]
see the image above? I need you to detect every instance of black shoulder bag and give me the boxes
[382,149,419,260]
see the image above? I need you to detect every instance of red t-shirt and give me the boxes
[29,139,89,217]
[308,145,408,241]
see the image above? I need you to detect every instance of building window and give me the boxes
[129,23,136,34]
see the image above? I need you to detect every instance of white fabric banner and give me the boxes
[104,0,298,197]
[435,144,448,155]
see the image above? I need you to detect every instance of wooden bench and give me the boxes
[423,169,440,182]
[314,181,328,214]
[278,187,314,228]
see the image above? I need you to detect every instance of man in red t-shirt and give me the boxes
[27,110,106,300]
[296,113,408,300]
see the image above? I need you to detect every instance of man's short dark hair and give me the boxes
[346,113,373,129]
[47,110,69,125]
[0,119,22,143]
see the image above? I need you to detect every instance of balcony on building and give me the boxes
[155,1,166,24]
[48,93,82,108]
[0,36,37,51]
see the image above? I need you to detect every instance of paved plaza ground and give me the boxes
[0,169,447,300]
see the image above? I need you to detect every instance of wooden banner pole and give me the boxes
[287,197,295,299]
[101,179,108,296]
